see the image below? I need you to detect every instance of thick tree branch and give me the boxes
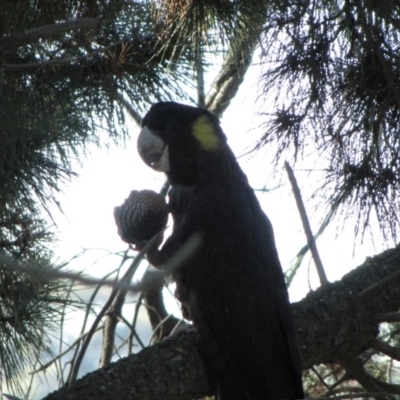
[370,338,400,361]
[206,43,256,117]
[295,244,400,369]
[340,359,388,398]
[0,19,101,50]
[205,6,267,117]
[42,331,210,400]
[42,244,400,400]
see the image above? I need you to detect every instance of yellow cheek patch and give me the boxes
[192,115,219,150]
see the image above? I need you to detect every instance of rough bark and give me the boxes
[42,244,400,400]
[205,21,263,118]
[43,330,210,400]
[294,244,400,369]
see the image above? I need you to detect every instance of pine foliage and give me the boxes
[258,0,400,239]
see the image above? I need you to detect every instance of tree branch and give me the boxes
[285,161,329,285]
[42,330,210,400]
[0,19,101,50]
[143,274,187,343]
[205,7,267,117]
[296,244,400,369]
[42,244,400,399]
[99,251,139,368]
[340,358,387,398]
[370,338,400,361]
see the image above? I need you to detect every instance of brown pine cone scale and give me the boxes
[114,190,168,245]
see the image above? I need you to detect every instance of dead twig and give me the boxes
[285,161,329,285]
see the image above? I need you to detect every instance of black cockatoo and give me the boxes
[136,101,304,400]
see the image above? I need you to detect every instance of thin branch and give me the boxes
[148,313,175,345]
[65,232,202,386]
[367,375,400,395]
[99,251,140,367]
[286,206,336,287]
[370,338,400,361]
[340,358,393,399]
[196,43,206,108]
[143,272,185,342]
[0,232,185,294]
[356,269,400,299]
[118,314,145,349]
[285,161,329,285]
[1,38,126,70]
[311,366,335,396]
[31,325,104,373]
[0,19,101,50]
[330,370,352,391]
[0,252,144,293]
[65,264,123,385]
[67,233,162,386]
[129,292,145,355]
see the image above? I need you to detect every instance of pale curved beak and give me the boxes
[137,126,170,172]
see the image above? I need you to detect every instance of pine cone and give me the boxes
[114,190,168,245]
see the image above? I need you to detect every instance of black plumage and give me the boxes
[137,102,304,400]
